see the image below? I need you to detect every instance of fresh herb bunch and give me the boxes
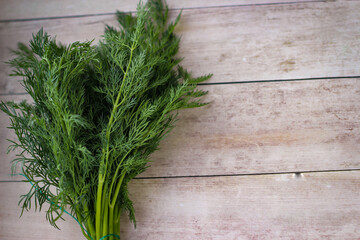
[0,0,211,239]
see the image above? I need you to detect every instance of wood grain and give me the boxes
[1,1,360,94]
[1,171,360,239]
[1,78,359,181]
[0,0,316,21]
[0,1,359,239]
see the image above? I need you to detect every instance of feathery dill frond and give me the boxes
[1,0,211,239]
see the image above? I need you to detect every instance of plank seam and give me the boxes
[1,75,359,96]
[198,75,360,86]
[1,168,360,182]
[136,168,360,179]
[0,0,326,23]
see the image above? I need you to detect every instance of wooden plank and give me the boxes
[0,0,316,21]
[0,1,359,94]
[1,171,360,239]
[1,78,360,181]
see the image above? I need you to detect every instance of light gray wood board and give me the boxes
[1,0,360,94]
[1,78,359,181]
[0,0,317,21]
[1,171,360,239]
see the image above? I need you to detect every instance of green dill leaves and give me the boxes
[0,0,211,239]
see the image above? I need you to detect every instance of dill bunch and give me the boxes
[0,0,211,239]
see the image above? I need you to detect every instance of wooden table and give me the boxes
[0,0,359,239]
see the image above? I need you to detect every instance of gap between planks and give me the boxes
[1,168,360,183]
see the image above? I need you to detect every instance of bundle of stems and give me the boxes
[0,0,211,239]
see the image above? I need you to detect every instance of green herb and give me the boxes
[0,0,211,239]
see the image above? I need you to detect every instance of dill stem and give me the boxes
[111,172,126,207]
[95,176,104,239]
[108,150,132,202]
[75,211,92,240]
[109,205,115,239]
[96,38,136,240]
[106,41,136,143]
[114,205,121,237]
[83,204,96,238]
[102,184,109,238]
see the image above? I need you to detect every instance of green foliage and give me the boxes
[0,0,211,239]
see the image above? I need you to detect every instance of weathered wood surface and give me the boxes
[1,171,360,239]
[0,0,316,21]
[1,78,360,181]
[1,0,360,94]
[1,0,359,239]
